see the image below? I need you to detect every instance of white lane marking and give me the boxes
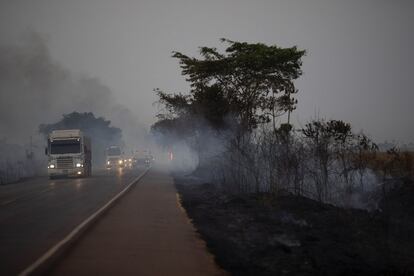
[18,169,149,276]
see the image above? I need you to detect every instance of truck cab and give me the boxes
[46,129,92,178]
[106,146,124,170]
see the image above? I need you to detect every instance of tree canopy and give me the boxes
[153,39,306,146]
[172,39,305,130]
[39,112,122,142]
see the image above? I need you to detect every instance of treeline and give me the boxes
[152,39,413,208]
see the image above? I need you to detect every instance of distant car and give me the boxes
[122,156,134,169]
[144,155,153,167]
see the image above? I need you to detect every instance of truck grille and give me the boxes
[57,157,73,169]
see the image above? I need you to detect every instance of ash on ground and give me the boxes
[175,176,414,276]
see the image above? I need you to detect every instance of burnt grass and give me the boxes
[175,176,414,276]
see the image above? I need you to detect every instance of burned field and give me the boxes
[175,176,414,276]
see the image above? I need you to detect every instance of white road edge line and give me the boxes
[18,169,149,276]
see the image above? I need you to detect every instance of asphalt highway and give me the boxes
[0,168,144,275]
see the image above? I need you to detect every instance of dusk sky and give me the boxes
[1,0,413,143]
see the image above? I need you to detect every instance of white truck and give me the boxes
[46,129,92,178]
[105,146,124,170]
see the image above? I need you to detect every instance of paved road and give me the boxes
[0,168,144,275]
[49,167,226,276]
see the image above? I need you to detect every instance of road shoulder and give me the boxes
[49,168,226,276]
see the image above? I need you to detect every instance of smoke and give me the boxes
[153,113,389,211]
[0,138,41,184]
[0,31,147,148]
[0,31,148,182]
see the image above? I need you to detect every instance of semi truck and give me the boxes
[105,146,124,170]
[46,129,92,178]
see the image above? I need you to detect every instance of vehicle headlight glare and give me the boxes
[49,164,55,169]
[76,163,82,168]
[119,160,123,164]
[107,161,110,165]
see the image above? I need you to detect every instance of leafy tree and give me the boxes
[152,39,305,174]
[151,117,194,149]
[153,85,231,143]
[171,39,305,131]
[152,89,196,149]
[153,39,305,146]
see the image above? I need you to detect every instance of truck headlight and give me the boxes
[107,161,110,165]
[118,160,123,164]
[76,163,82,168]
[49,164,55,169]
[128,158,132,162]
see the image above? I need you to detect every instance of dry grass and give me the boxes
[365,151,414,180]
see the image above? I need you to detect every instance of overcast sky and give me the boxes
[0,0,413,143]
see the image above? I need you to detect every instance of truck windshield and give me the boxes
[50,139,81,154]
[107,148,121,156]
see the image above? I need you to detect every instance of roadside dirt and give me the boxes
[175,176,414,276]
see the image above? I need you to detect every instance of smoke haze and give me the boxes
[0,32,147,148]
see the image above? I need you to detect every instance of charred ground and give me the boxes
[175,175,414,276]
